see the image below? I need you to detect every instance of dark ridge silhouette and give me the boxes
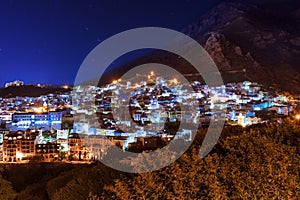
[0,85,72,98]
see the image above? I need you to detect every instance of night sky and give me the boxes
[0,0,229,87]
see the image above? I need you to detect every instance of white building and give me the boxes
[5,80,24,88]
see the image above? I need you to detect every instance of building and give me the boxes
[106,136,127,150]
[2,131,38,162]
[136,137,159,149]
[269,105,289,116]
[83,136,112,160]
[35,143,60,162]
[0,112,13,122]
[68,133,83,159]
[10,111,62,131]
[56,129,69,151]
[2,132,23,162]
[20,131,37,159]
[5,80,24,88]
[237,113,246,127]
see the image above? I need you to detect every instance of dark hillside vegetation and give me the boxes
[0,119,298,199]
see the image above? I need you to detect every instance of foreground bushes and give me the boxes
[0,119,299,199]
[101,119,300,199]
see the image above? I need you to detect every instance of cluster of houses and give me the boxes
[0,93,70,113]
[72,75,295,132]
[0,74,297,162]
[0,128,183,163]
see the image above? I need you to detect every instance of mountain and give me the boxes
[101,0,300,94]
[182,1,300,93]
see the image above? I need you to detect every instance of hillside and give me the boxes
[0,85,72,98]
[99,1,300,94]
[183,1,300,93]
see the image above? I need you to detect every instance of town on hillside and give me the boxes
[0,73,299,163]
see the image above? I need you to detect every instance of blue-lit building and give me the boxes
[10,112,62,131]
[252,101,273,111]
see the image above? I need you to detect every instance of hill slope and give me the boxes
[0,85,71,98]
[100,1,300,94]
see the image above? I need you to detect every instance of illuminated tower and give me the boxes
[237,113,246,127]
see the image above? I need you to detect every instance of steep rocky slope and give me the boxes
[100,1,300,93]
[183,1,300,92]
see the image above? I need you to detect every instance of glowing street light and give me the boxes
[295,114,300,120]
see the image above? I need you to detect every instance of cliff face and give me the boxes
[202,31,268,84]
[182,1,300,93]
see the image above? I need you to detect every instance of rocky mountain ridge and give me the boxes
[183,2,300,93]
[97,1,299,94]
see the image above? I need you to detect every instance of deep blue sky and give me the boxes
[0,0,227,87]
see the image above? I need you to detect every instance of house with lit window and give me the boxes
[3,132,23,162]
[2,130,38,162]
[35,143,60,162]
[83,136,113,160]
[20,131,37,159]
[68,133,83,159]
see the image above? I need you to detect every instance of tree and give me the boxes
[102,120,300,199]
[0,176,18,200]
